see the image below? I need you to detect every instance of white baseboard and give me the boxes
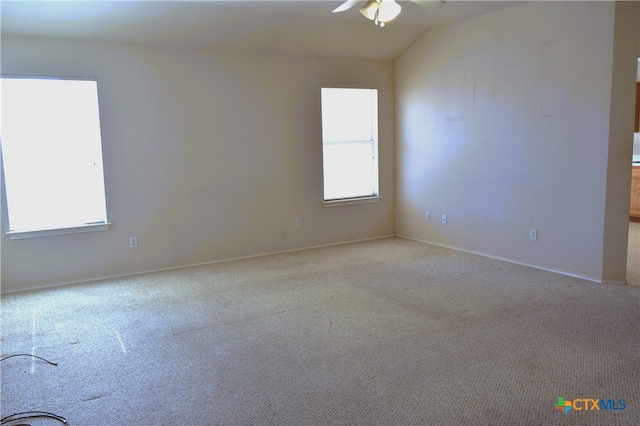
[395,234,629,286]
[1,234,397,294]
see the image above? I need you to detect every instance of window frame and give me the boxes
[321,87,381,207]
[1,74,111,240]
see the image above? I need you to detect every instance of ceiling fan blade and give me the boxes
[410,0,445,9]
[332,0,361,13]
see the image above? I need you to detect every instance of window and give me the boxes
[321,88,379,203]
[1,76,109,239]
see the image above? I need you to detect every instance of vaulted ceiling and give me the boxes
[1,1,526,60]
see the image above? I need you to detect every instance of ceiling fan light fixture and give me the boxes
[377,0,401,23]
[359,0,401,27]
[334,0,445,27]
[359,1,379,21]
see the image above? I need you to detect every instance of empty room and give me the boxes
[1,1,639,425]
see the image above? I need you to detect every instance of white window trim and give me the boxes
[1,74,110,238]
[323,195,382,208]
[321,87,379,203]
[6,222,111,240]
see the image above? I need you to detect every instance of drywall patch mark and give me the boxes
[473,66,495,116]
[446,56,465,121]
[115,330,127,354]
[505,61,530,110]
[541,38,570,118]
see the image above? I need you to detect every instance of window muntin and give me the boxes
[1,76,108,234]
[321,88,379,201]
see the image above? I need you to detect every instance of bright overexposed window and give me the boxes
[0,76,109,237]
[321,88,379,201]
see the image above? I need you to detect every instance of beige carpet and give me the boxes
[2,237,639,425]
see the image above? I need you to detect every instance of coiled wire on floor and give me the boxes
[1,354,67,425]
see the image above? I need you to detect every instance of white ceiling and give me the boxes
[0,0,526,60]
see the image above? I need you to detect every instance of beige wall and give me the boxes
[1,37,395,292]
[3,1,637,292]
[602,1,639,282]
[395,1,638,283]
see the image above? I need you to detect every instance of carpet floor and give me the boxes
[2,237,639,425]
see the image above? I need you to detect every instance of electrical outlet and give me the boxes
[425,212,431,222]
[441,214,447,225]
[530,229,537,241]
[295,218,302,227]
[129,236,138,248]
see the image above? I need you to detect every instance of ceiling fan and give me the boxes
[333,0,445,27]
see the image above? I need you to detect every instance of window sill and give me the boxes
[6,222,111,240]
[323,196,382,208]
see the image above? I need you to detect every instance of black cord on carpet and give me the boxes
[0,411,67,425]
[0,354,57,366]
[1,356,66,425]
